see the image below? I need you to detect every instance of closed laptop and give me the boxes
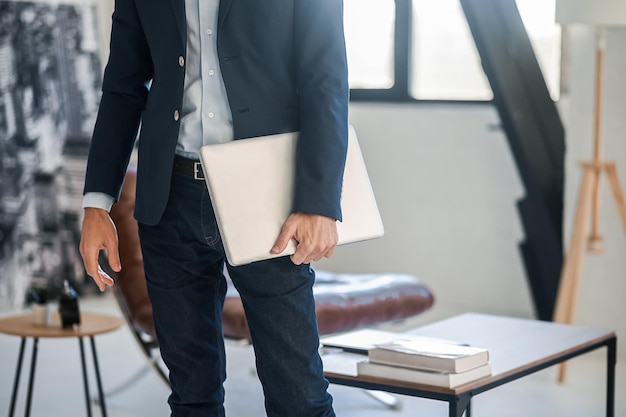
[198,125,384,266]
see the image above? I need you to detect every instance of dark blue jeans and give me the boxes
[138,171,335,417]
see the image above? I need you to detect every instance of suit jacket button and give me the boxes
[178,56,185,67]
[174,110,180,121]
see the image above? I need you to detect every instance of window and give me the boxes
[344,0,395,89]
[410,0,491,100]
[344,0,561,101]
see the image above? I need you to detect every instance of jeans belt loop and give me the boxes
[193,162,204,180]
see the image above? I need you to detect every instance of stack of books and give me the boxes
[357,337,491,388]
[321,329,491,388]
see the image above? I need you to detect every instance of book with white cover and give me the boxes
[356,360,492,388]
[198,126,384,266]
[369,339,489,373]
[320,328,465,354]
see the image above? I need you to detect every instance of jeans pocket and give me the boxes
[200,188,221,248]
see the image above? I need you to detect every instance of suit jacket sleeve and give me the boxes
[83,0,153,201]
[291,0,350,222]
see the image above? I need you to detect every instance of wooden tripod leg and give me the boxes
[554,166,596,323]
[554,164,596,382]
[605,163,626,236]
[588,166,604,252]
[588,42,606,252]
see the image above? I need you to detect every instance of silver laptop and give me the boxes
[198,125,384,266]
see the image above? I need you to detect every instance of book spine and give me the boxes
[357,361,492,388]
[357,361,451,387]
[368,350,456,372]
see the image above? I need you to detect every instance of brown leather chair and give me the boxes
[106,168,434,402]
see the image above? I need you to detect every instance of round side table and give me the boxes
[0,312,124,417]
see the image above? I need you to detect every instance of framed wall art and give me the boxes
[0,0,105,310]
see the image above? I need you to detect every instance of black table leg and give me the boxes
[606,337,616,417]
[449,393,471,417]
[8,338,27,417]
[78,338,93,417]
[89,337,107,417]
[24,338,39,417]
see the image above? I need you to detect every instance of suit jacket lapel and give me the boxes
[169,0,186,47]
[218,0,233,27]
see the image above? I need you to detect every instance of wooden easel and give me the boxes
[553,29,626,382]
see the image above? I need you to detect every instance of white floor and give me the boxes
[0,294,623,417]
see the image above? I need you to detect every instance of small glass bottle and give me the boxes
[58,280,81,328]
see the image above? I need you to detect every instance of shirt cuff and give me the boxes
[82,192,115,212]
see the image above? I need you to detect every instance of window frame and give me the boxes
[347,0,521,104]
[348,0,415,102]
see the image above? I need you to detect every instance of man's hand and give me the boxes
[79,208,120,292]
[271,212,338,265]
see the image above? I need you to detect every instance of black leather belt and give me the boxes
[173,154,204,180]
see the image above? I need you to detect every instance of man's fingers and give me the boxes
[93,245,118,292]
[272,222,296,254]
[98,265,115,285]
[82,251,102,290]
[106,240,122,272]
[311,246,335,263]
[291,241,335,265]
[290,249,307,265]
[277,212,338,265]
[82,253,114,292]
[80,208,120,292]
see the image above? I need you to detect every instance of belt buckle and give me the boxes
[193,162,204,180]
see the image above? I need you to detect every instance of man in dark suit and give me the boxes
[79,0,349,416]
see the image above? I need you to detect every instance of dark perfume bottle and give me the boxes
[58,280,81,328]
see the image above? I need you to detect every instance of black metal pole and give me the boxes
[606,337,617,417]
[8,337,27,417]
[78,338,93,417]
[449,393,471,417]
[24,338,39,417]
[89,337,107,417]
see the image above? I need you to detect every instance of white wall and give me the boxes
[318,27,626,357]
[96,0,114,69]
[318,103,534,322]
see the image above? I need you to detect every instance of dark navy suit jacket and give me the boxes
[84,0,349,226]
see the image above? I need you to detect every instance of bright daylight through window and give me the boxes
[343,0,561,101]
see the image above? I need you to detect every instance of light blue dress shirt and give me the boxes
[177,0,233,158]
[83,0,233,211]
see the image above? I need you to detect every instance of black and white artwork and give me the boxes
[0,0,102,311]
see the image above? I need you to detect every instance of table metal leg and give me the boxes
[89,337,107,417]
[606,337,616,417]
[8,338,27,417]
[79,338,93,417]
[24,338,39,417]
[449,394,471,417]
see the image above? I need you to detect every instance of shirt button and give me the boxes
[208,69,215,76]
[208,112,214,118]
[178,56,185,67]
[174,110,180,121]
[206,28,213,35]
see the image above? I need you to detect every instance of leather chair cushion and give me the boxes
[222,271,433,340]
